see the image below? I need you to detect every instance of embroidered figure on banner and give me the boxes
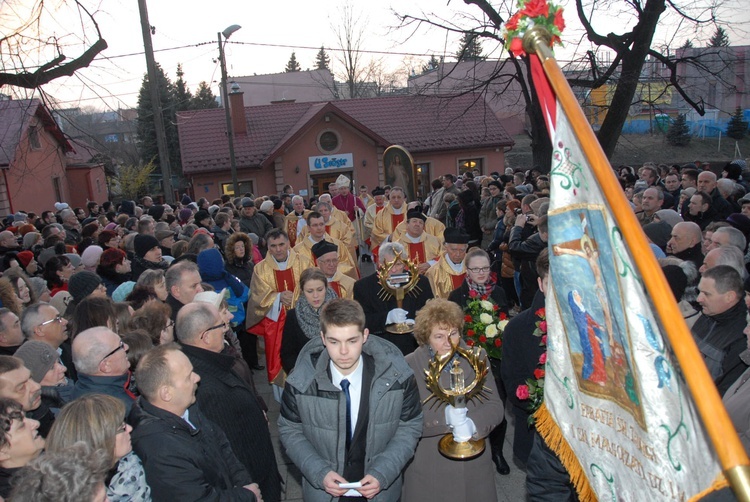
[549,206,644,427]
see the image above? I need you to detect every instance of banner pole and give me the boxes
[523,27,750,499]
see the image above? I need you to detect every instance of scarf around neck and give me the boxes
[295,287,338,339]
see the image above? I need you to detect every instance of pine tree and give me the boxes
[191,81,219,109]
[455,33,484,61]
[315,46,330,71]
[708,27,730,47]
[679,39,693,50]
[421,55,440,74]
[726,107,749,140]
[285,52,301,72]
[173,63,193,113]
[136,63,182,173]
[666,114,691,146]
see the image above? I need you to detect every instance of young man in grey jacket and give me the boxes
[278,299,422,501]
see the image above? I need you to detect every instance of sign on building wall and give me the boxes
[309,153,353,171]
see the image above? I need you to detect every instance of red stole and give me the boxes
[330,281,342,297]
[391,213,404,230]
[274,268,295,292]
[408,241,426,264]
[375,205,385,214]
[451,273,466,290]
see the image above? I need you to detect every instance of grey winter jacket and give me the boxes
[278,336,423,502]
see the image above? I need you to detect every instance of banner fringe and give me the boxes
[534,402,597,502]
[688,474,729,502]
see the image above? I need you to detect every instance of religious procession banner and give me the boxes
[502,4,734,500]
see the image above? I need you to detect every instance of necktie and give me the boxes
[341,378,352,447]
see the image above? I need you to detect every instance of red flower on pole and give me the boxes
[539,352,547,364]
[535,308,546,318]
[505,12,521,31]
[539,321,548,333]
[521,0,549,18]
[541,335,547,345]
[509,37,525,57]
[534,368,546,379]
[554,8,565,32]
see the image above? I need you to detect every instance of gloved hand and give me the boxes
[452,417,477,442]
[444,405,468,427]
[386,308,408,325]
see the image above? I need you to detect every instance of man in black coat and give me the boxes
[353,242,434,356]
[508,214,548,310]
[177,302,281,502]
[692,265,748,395]
[130,344,260,502]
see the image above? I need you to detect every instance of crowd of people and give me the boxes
[0,158,747,501]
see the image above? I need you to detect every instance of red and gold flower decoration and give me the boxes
[516,307,547,423]
[502,0,565,57]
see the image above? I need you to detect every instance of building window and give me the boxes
[28,126,41,150]
[221,180,254,197]
[458,158,483,176]
[96,178,102,194]
[317,130,340,153]
[415,163,431,201]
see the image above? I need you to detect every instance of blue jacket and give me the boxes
[197,249,249,326]
[71,372,137,414]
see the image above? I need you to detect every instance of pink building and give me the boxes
[0,99,106,214]
[177,92,514,202]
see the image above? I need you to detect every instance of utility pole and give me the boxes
[137,0,174,203]
[218,25,241,197]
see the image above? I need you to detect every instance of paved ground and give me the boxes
[256,347,528,502]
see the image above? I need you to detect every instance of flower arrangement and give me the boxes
[502,0,565,57]
[516,307,547,424]
[463,290,508,360]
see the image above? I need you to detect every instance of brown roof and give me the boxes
[177,93,514,175]
[0,99,72,166]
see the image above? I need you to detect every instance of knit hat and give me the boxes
[22,232,41,250]
[312,240,338,259]
[259,200,274,213]
[14,341,58,383]
[16,250,34,269]
[662,265,688,302]
[155,229,175,242]
[181,194,193,206]
[17,224,35,236]
[178,208,192,224]
[68,270,103,302]
[643,221,671,250]
[727,213,750,237]
[147,205,165,221]
[64,253,82,269]
[208,205,220,216]
[81,245,104,271]
[112,281,135,303]
[654,209,683,228]
[54,202,69,212]
[134,234,160,258]
[49,291,72,317]
[194,210,211,224]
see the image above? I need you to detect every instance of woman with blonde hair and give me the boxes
[45,394,151,501]
[402,298,503,501]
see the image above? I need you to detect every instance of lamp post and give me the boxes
[218,24,241,197]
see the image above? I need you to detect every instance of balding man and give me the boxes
[0,309,23,356]
[284,195,310,247]
[130,344,261,501]
[71,327,135,413]
[178,302,281,502]
[637,187,663,226]
[697,171,732,219]
[706,227,747,254]
[165,261,204,321]
[20,303,74,381]
[667,222,704,270]
[700,246,745,276]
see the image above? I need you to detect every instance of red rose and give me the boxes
[520,0,549,18]
[539,352,547,364]
[494,338,502,347]
[541,335,547,345]
[553,7,565,32]
[505,12,521,31]
[464,315,472,322]
[535,308,545,318]
[493,304,499,311]
[479,335,487,343]
[499,312,507,320]
[466,339,475,346]
[534,368,546,379]
[539,321,547,333]
[509,37,525,57]
[467,329,475,336]
[516,384,530,400]
[469,290,478,298]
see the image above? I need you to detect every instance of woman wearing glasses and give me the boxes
[448,247,511,476]
[46,394,151,501]
[402,298,503,501]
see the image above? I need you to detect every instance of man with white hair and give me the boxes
[425,228,470,299]
[371,187,407,254]
[284,195,310,247]
[697,170,732,219]
[59,208,82,246]
[706,226,747,254]
[353,242,433,355]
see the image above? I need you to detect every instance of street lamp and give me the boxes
[218,24,241,197]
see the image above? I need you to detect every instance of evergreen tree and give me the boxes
[191,81,219,109]
[315,46,330,71]
[285,52,301,72]
[708,27,730,47]
[136,63,181,174]
[421,55,440,74]
[726,107,749,140]
[173,64,193,113]
[679,39,694,50]
[455,33,484,61]
[666,114,692,146]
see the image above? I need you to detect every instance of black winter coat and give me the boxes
[130,399,256,502]
[181,345,281,502]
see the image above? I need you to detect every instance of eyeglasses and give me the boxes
[100,340,125,365]
[467,266,491,273]
[318,258,339,265]
[39,315,63,327]
[165,320,175,329]
[201,322,227,340]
